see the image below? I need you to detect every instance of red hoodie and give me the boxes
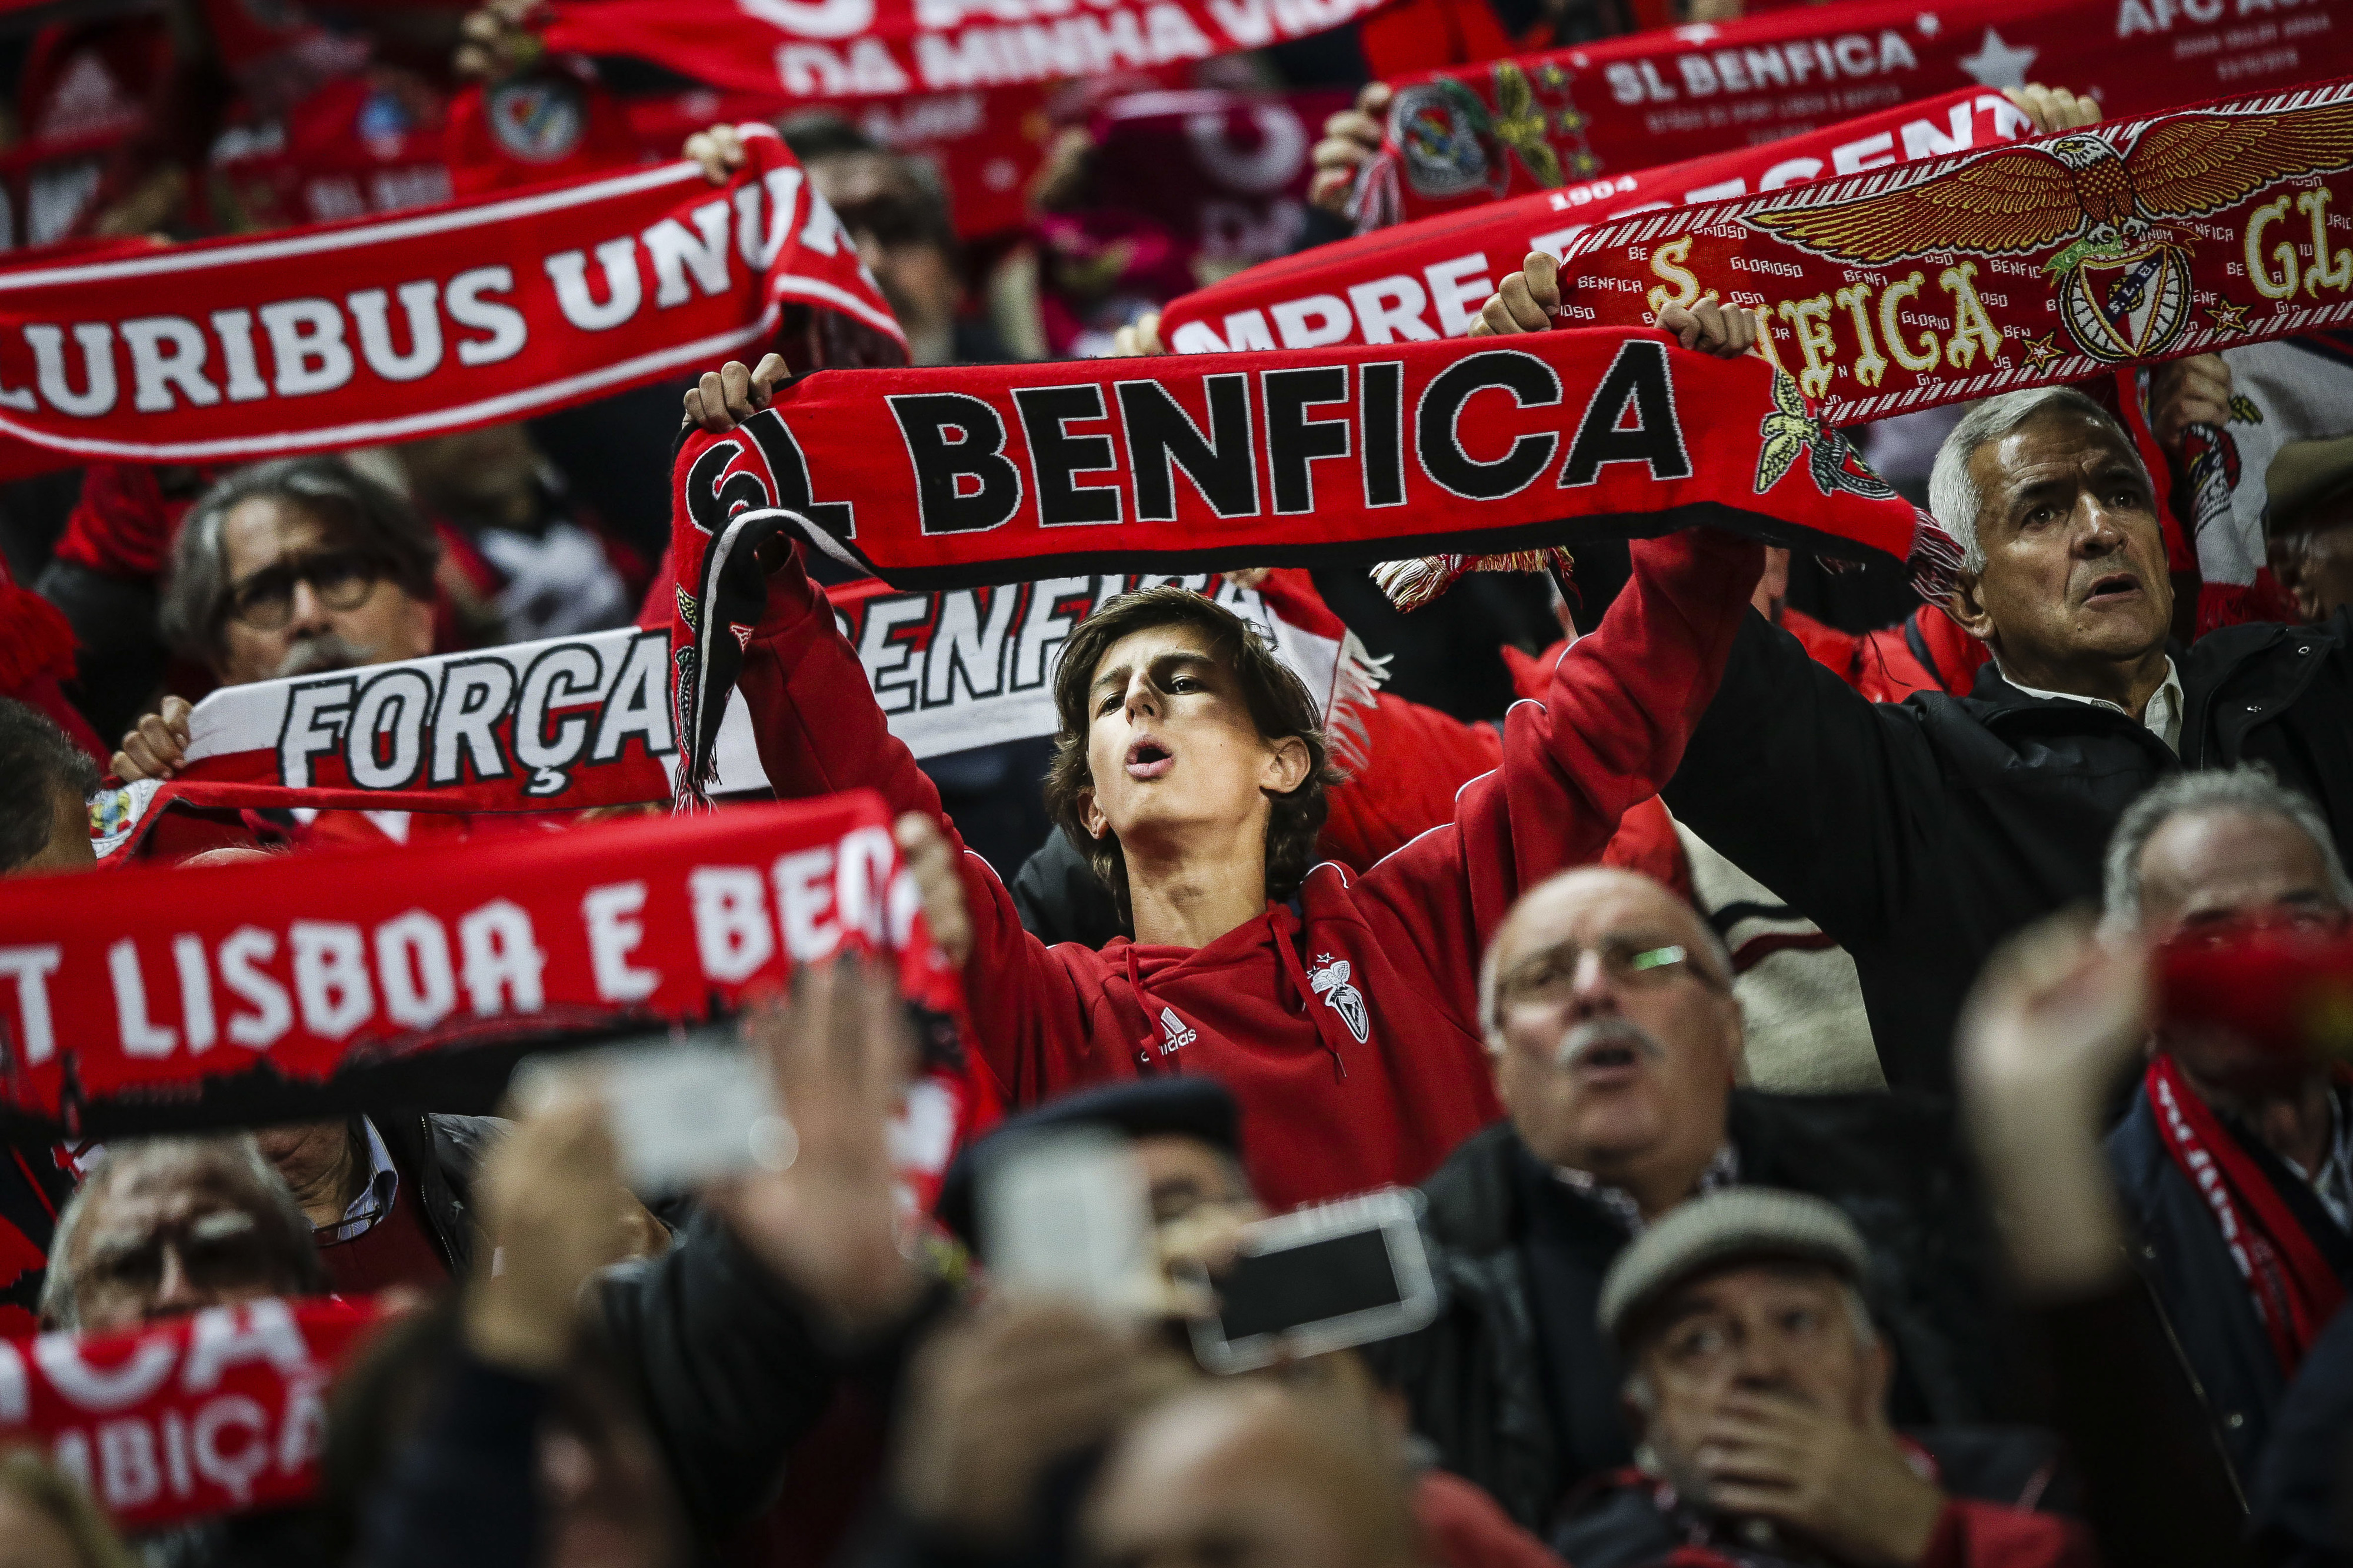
[738,532,1762,1210]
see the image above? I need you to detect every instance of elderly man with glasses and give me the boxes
[107,455,441,782]
[1362,866,2007,1534]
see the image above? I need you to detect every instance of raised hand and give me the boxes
[684,355,791,433]
[113,696,194,782]
[1309,83,1392,217]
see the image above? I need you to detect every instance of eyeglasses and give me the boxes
[222,548,385,630]
[1497,938,1720,1008]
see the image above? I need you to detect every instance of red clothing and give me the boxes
[1780,604,1989,704]
[1920,1499,2098,1568]
[738,533,1758,1210]
[315,1179,451,1297]
[1415,1468,1567,1568]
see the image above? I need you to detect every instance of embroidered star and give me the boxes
[2021,331,2062,369]
[1916,11,1940,36]
[1957,26,2037,87]
[2206,298,2251,333]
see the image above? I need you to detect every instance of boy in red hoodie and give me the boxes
[688,306,1761,1211]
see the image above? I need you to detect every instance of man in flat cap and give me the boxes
[2265,435,2353,626]
[1554,1190,2090,1568]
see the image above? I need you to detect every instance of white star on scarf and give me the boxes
[1958,26,2038,87]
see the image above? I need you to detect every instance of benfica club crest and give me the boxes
[1742,105,2353,366]
[1389,81,1495,200]
[2058,239,2192,363]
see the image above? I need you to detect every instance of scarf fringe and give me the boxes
[1348,151,1402,235]
[1324,630,1391,777]
[1372,548,1572,612]
[1907,511,1964,610]
[0,585,75,690]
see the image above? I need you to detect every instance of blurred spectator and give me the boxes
[1079,1382,1425,1568]
[249,1114,502,1298]
[686,117,1005,366]
[2265,438,2353,626]
[0,1449,138,1568]
[392,424,639,646]
[110,455,439,785]
[2099,766,2353,1486]
[1558,1189,2091,1568]
[39,1135,325,1332]
[1366,865,2004,1531]
[933,1076,1570,1568]
[0,696,96,878]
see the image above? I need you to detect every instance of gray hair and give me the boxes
[2101,765,2353,932]
[159,456,441,666]
[1927,388,2144,573]
[1624,1278,1879,1417]
[1477,870,1735,1049]
[41,1133,324,1328]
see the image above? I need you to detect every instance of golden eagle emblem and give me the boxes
[1743,102,2353,363]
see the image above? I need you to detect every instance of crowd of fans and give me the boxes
[0,1,2350,1567]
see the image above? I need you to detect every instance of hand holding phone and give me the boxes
[1186,1189,1438,1373]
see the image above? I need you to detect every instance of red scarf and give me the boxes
[658,329,1924,792]
[0,1296,382,1533]
[1165,86,2039,353]
[1374,0,2353,218]
[2145,1053,2348,1373]
[1257,78,2353,431]
[0,796,959,1132]
[538,0,1384,108]
[0,124,901,482]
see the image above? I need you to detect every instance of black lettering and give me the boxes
[890,392,1023,535]
[1261,366,1352,516]
[1558,340,1692,488]
[741,408,857,540]
[1116,375,1257,521]
[682,436,775,537]
[1014,385,1122,527]
[1417,351,1559,501]
[1360,361,1405,508]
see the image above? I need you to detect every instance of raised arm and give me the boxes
[1362,526,1765,999]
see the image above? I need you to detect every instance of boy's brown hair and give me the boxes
[1044,587,1341,922]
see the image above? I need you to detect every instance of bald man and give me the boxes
[1081,1383,1424,1568]
[1363,868,2005,1534]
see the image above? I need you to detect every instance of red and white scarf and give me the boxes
[0,796,958,1131]
[2147,1052,2348,1373]
[0,1296,382,1533]
[1369,0,2353,220]
[1165,86,2042,353]
[0,124,899,481]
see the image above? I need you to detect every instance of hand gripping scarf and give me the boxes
[661,327,1929,800]
[0,124,901,481]
[1366,0,2353,222]
[2145,1052,2349,1374]
[0,796,960,1135]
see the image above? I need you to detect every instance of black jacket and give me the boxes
[375,1113,503,1274]
[1552,1427,2068,1568]
[1663,605,2353,1093]
[2251,1298,2353,1568]
[1364,1093,2006,1532]
[2107,1090,2353,1490]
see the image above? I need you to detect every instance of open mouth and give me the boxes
[2083,571,2142,606]
[1125,737,1174,780]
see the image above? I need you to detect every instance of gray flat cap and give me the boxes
[1598,1189,1868,1346]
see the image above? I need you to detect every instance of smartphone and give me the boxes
[978,1127,1164,1317]
[1187,1188,1439,1374]
[510,1027,795,1195]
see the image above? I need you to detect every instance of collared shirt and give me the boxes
[2284,1085,2353,1234]
[319,1117,399,1246]
[1556,1142,1740,1235]
[1997,656,2185,753]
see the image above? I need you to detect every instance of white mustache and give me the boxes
[274,633,378,678]
[1553,1018,1667,1072]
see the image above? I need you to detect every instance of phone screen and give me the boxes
[1217,1227,1407,1340]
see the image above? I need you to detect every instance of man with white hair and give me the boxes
[2100,764,2353,1488]
[1477,269,2353,1093]
[1364,866,2001,1533]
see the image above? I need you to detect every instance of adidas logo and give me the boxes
[730,622,754,650]
[1156,1007,1196,1055]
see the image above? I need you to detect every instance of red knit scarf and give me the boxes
[2145,1052,2348,1373]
